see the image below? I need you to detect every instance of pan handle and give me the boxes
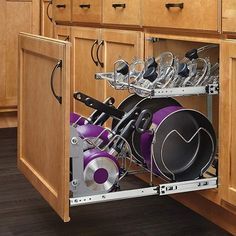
[73,91,124,119]
[135,109,153,133]
[50,60,62,104]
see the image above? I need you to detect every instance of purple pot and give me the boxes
[70,112,86,126]
[76,124,110,144]
[141,106,182,174]
[83,148,120,192]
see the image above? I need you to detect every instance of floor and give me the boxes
[0,128,230,236]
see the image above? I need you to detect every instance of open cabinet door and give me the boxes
[220,40,236,209]
[18,33,71,222]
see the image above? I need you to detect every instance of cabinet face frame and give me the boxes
[18,33,71,222]
[220,40,236,209]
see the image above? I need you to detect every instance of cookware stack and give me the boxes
[70,45,218,195]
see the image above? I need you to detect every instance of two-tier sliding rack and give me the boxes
[69,56,219,207]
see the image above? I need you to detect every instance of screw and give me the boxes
[71,137,78,145]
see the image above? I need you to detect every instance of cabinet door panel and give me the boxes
[18,33,71,222]
[71,27,103,117]
[222,0,236,33]
[220,40,236,208]
[103,29,144,108]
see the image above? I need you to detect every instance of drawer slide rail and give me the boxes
[70,177,217,207]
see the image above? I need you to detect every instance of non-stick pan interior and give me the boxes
[152,109,216,181]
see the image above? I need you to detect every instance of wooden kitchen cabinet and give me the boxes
[222,0,236,33]
[41,0,54,38]
[71,27,143,117]
[142,0,219,32]
[0,0,40,111]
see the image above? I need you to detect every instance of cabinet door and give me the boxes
[0,0,40,110]
[220,40,236,209]
[71,27,103,117]
[41,0,54,38]
[222,0,236,33]
[18,33,71,222]
[54,25,71,41]
[102,29,144,107]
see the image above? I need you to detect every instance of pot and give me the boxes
[141,106,216,181]
[83,148,120,192]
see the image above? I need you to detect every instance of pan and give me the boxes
[141,106,216,181]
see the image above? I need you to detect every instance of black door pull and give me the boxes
[165,3,184,9]
[91,40,99,66]
[56,4,66,8]
[50,60,62,104]
[79,4,91,8]
[96,40,104,68]
[112,3,126,9]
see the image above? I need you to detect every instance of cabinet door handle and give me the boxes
[96,40,104,68]
[50,60,62,104]
[46,1,53,22]
[165,3,184,9]
[79,4,91,9]
[91,40,99,66]
[64,36,70,41]
[112,3,126,9]
[56,4,66,8]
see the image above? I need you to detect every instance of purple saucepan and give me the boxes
[83,148,120,192]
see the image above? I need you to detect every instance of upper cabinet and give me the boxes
[72,0,102,23]
[222,0,236,33]
[52,0,71,22]
[142,0,220,32]
[103,0,141,26]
